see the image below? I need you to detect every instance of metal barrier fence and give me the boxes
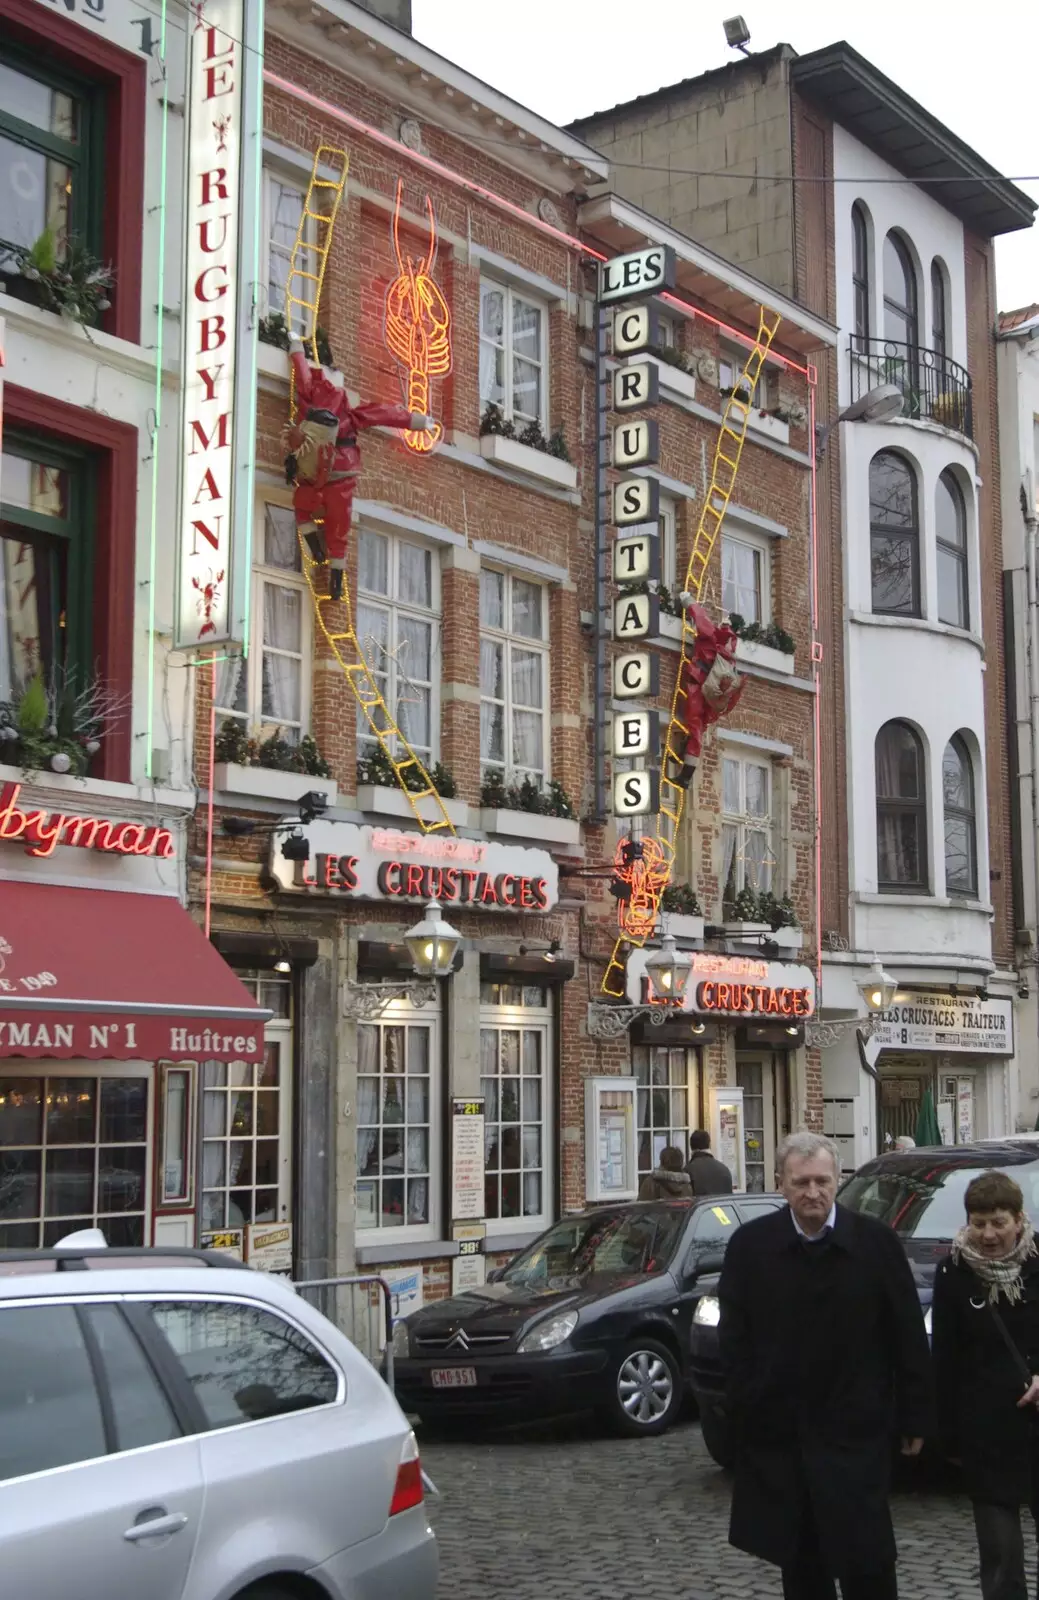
[293,1274,395,1391]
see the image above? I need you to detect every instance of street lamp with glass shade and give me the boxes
[859,959,898,1013]
[815,383,904,459]
[644,933,691,1007]
[404,900,461,978]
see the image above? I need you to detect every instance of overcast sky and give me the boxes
[411,0,1038,315]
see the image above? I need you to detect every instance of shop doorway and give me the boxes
[735,1054,791,1192]
[0,1065,152,1247]
[878,1062,976,1148]
[632,1044,702,1184]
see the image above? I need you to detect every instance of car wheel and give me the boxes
[698,1401,736,1470]
[605,1338,681,1437]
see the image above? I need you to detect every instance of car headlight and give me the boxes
[923,1305,932,1336]
[694,1295,721,1327]
[517,1310,578,1352]
[391,1319,410,1358]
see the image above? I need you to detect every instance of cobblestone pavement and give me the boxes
[419,1416,1013,1600]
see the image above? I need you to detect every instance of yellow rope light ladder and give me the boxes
[285,146,455,837]
[601,306,782,997]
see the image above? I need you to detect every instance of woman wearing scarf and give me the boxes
[932,1170,1039,1599]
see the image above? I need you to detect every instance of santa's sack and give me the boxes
[701,654,744,713]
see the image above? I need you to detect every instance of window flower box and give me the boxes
[255,340,290,383]
[480,432,578,491]
[214,763,337,806]
[736,637,795,676]
[480,808,582,849]
[747,410,791,446]
[661,912,704,942]
[771,926,803,952]
[626,352,698,404]
[357,783,471,830]
[723,920,771,940]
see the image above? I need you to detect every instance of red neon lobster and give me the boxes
[384,179,452,453]
[612,835,672,943]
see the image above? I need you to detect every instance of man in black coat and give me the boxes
[686,1129,734,1196]
[718,1130,932,1600]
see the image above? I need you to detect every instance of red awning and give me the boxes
[0,883,269,1062]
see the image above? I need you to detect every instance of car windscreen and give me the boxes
[503,1206,687,1287]
[840,1160,1039,1240]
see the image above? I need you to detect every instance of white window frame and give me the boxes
[356,528,441,765]
[721,750,775,905]
[355,1002,441,1245]
[261,167,315,326]
[655,312,677,349]
[479,567,551,785]
[659,495,678,596]
[718,340,768,409]
[721,526,771,626]
[215,499,313,745]
[480,985,554,1236]
[479,277,550,430]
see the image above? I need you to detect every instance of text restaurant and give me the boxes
[0,787,268,1253]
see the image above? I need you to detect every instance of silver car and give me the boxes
[0,1244,438,1600]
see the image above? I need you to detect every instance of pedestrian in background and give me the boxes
[932,1170,1039,1600]
[638,1145,692,1201]
[685,1129,734,1196]
[718,1130,932,1600]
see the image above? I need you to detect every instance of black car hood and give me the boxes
[406,1273,655,1335]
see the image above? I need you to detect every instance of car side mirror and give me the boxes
[688,1245,726,1280]
[486,1265,505,1284]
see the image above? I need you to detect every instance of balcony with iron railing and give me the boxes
[849,338,973,440]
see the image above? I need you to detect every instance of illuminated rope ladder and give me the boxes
[285,146,454,838]
[601,306,782,998]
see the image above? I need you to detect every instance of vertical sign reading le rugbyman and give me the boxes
[176,0,256,650]
[597,245,675,823]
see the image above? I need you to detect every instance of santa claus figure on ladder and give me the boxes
[673,595,746,788]
[283,338,434,599]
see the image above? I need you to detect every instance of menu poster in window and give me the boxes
[451,1221,486,1295]
[600,1111,629,1194]
[200,1228,244,1260]
[246,1223,292,1275]
[451,1097,486,1220]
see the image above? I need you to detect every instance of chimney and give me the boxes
[354,0,412,31]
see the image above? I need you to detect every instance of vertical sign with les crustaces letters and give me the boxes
[176,0,263,651]
[597,245,676,825]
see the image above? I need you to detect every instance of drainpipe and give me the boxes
[1024,471,1039,1101]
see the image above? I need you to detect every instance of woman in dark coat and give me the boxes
[932,1169,1039,1600]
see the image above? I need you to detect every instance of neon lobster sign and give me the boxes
[384,179,452,454]
[611,835,672,943]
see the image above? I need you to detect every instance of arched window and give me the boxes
[876,721,927,892]
[870,451,919,616]
[883,232,918,351]
[852,203,870,349]
[936,470,969,629]
[943,734,977,896]
[931,259,948,359]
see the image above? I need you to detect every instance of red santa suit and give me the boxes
[674,600,746,786]
[284,347,432,597]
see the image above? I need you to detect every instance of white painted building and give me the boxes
[818,121,1021,1164]
[998,303,1039,1131]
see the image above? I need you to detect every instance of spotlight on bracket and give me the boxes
[299,790,330,824]
[280,829,310,863]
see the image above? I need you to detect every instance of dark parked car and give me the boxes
[688,1139,1039,1468]
[392,1193,784,1435]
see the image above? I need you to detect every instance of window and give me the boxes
[262,169,308,324]
[0,1072,149,1248]
[943,734,977,897]
[479,280,547,427]
[936,469,969,629]
[357,529,438,764]
[655,313,677,349]
[84,1305,179,1454]
[721,753,773,906]
[659,496,677,595]
[480,983,552,1226]
[931,259,948,360]
[633,1045,700,1179]
[722,532,768,625]
[691,1203,738,1243]
[215,503,311,746]
[356,1013,437,1235]
[147,1300,338,1428]
[0,1306,106,1482]
[851,202,870,349]
[876,720,927,892]
[201,973,292,1236]
[718,341,766,407]
[1,434,94,700]
[883,231,918,350]
[0,48,100,273]
[869,451,919,617]
[480,569,549,784]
